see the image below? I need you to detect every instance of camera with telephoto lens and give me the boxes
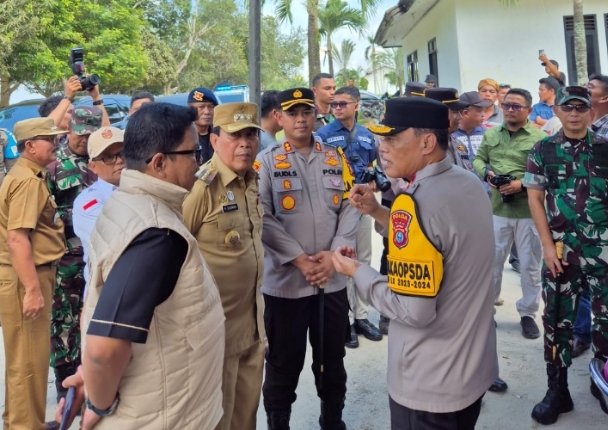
[489,174,516,203]
[70,48,100,91]
[362,165,391,193]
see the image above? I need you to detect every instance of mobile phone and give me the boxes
[59,386,76,430]
[539,49,545,56]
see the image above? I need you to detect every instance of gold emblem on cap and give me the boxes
[101,128,113,139]
[293,89,303,99]
[225,231,240,247]
[193,91,204,101]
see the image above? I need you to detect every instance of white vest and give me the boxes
[83,169,225,430]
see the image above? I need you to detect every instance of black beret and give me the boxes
[277,88,315,111]
[425,87,469,110]
[368,98,449,136]
[187,87,219,105]
[404,82,426,97]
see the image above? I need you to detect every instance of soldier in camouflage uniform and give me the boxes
[46,107,101,401]
[524,86,608,424]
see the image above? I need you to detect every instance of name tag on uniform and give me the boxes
[222,204,238,213]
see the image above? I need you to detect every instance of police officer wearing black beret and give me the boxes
[188,87,219,164]
[333,97,499,429]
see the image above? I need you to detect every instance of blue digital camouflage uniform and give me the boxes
[46,107,100,370]
[523,129,608,368]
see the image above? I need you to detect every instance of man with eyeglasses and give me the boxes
[316,86,382,348]
[183,103,264,430]
[257,87,359,430]
[46,106,101,404]
[525,86,608,423]
[0,118,67,430]
[473,88,547,341]
[188,87,219,164]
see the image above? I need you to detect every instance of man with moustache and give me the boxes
[332,97,498,429]
[183,103,264,430]
[478,79,504,127]
[526,86,608,423]
[188,87,219,163]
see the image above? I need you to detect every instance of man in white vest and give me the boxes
[78,102,225,430]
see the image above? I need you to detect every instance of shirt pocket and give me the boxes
[545,164,568,193]
[216,212,245,250]
[272,177,303,215]
[322,177,344,212]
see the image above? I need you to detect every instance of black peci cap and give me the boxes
[367,98,449,136]
[425,88,469,111]
[277,88,315,111]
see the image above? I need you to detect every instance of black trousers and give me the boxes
[263,290,350,412]
[389,396,483,430]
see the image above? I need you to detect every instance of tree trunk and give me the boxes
[327,33,334,77]
[573,0,588,84]
[371,46,377,94]
[0,76,19,109]
[307,0,321,85]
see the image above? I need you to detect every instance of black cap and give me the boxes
[404,82,426,97]
[459,91,493,108]
[425,74,437,84]
[187,87,219,105]
[425,88,469,111]
[541,59,559,68]
[367,98,449,136]
[277,88,315,111]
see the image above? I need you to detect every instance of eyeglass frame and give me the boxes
[501,103,530,112]
[145,145,203,164]
[558,104,591,113]
[92,151,125,165]
[329,101,357,109]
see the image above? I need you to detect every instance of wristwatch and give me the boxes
[63,95,75,102]
[92,99,104,106]
[86,393,120,417]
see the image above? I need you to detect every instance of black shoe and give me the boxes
[45,422,60,430]
[267,410,291,430]
[319,399,347,430]
[355,319,382,341]
[571,338,591,358]
[488,377,508,393]
[511,261,521,274]
[531,364,573,425]
[379,316,389,335]
[521,316,541,339]
[345,324,359,349]
[590,379,608,414]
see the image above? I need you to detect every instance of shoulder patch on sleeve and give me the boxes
[83,199,99,211]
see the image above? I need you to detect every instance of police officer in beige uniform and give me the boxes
[0,118,66,430]
[333,98,498,430]
[257,88,359,430]
[183,102,265,430]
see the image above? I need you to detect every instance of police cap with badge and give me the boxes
[404,82,427,97]
[276,88,316,111]
[368,97,448,298]
[425,88,469,110]
[188,87,219,106]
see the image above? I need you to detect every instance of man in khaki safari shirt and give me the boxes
[183,102,265,430]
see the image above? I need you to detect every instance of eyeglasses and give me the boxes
[33,136,58,144]
[145,145,202,164]
[330,101,356,109]
[559,104,591,113]
[501,103,530,112]
[93,152,124,165]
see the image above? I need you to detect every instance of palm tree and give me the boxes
[319,0,365,77]
[332,40,356,85]
[276,0,379,84]
[376,47,404,95]
[498,0,587,83]
[365,33,380,94]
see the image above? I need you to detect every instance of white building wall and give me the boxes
[365,66,398,95]
[455,0,608,97]
[399,0,462,90]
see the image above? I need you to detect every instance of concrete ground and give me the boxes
[2,229,607,429]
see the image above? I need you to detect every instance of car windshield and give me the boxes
[215,92,245,103]
[0,105,41,132]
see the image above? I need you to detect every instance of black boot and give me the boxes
[267,410,291,430]
[531,364,573,425]
[319,398,346,430]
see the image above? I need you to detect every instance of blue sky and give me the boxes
[11,0,396,103]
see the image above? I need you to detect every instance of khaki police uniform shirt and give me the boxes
[183,153,264,356]
[256,138,359,299]
[0,157,65,266]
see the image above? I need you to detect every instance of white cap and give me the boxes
[88,127,124,159]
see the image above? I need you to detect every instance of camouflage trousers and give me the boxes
[542,256,608,368]
[50,254,85,368]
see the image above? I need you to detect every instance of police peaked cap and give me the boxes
[277,88,316,111]
[367,98,449,136]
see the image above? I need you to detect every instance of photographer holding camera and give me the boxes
[316,86,383,348]
[473,88,547,340]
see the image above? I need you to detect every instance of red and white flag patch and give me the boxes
[83,199,99,211]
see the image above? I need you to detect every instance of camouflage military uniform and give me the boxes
[524,129,608,368]
[46,107,100,374]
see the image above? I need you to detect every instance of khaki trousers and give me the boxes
[0,264,55,430]
[215,340,265,430]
